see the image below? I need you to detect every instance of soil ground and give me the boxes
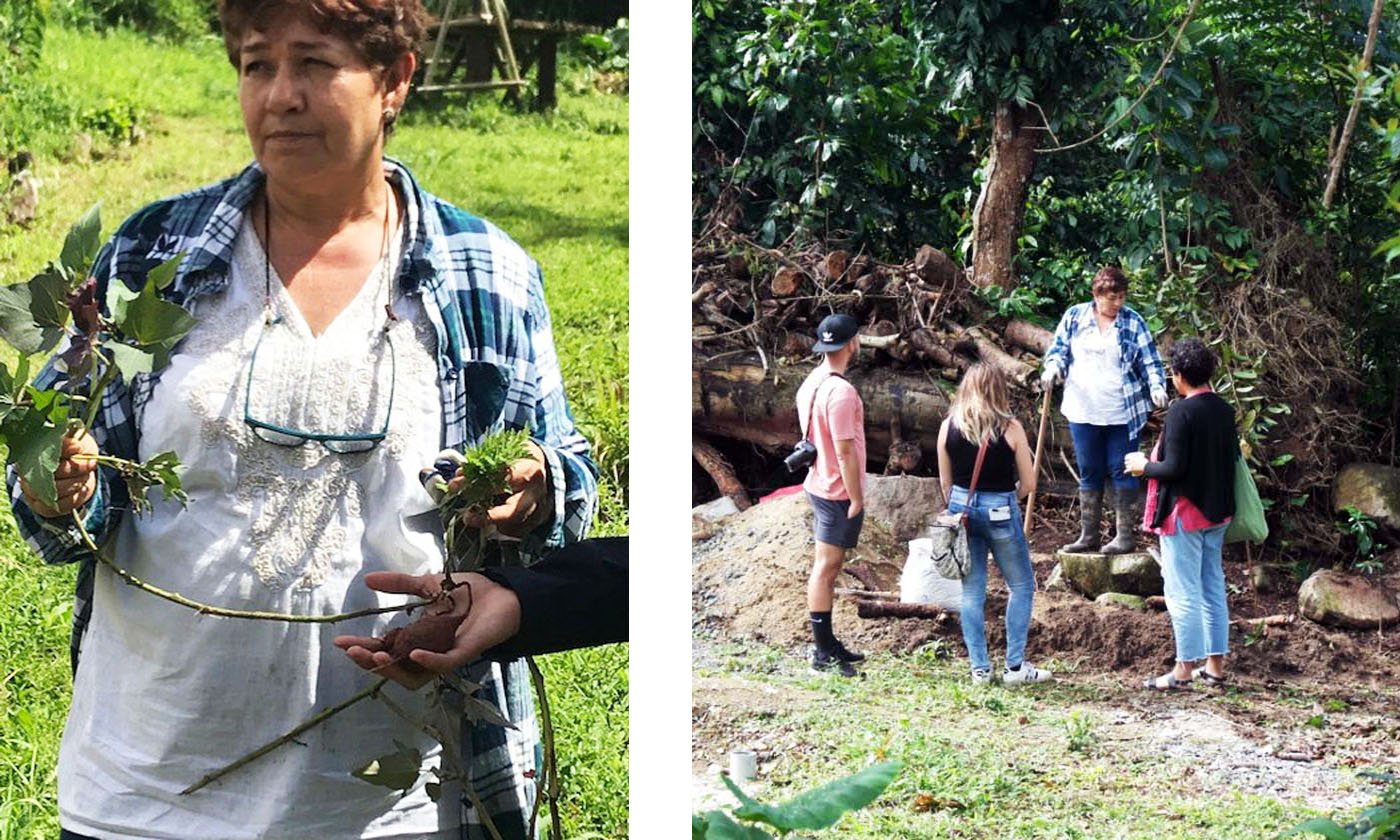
[692,490,1400,829]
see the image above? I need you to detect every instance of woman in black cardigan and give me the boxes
[1124,338,1237,690]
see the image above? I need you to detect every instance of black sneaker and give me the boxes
[831,641,866,664]
[810,647,860,677]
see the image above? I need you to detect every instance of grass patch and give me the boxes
[696,642,1325,838]
[1,24,627,840]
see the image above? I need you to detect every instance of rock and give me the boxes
[1094,592,1148,610]
[1145,595,1167,611]
[1043,562,1067,592]
[863,474,945,541]
[1333,463,1400,532]
[5,169,40,224]
[1059,550,1163,599]
[693,496,742,523]
[1297,569,1400,630]
[1250,563,1293,594]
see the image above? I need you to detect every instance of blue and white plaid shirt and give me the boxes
[6,158,597,840]
[1042,301,1167,440]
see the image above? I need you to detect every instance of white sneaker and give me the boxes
[1002,661,1052,686]
[970,667,993,686]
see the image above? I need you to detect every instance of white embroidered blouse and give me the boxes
[56,219,462,839]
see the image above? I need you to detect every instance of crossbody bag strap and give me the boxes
[966,437,990,501]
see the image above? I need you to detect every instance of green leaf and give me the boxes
[117,287,197,352]
[694,811,774,840]
[1276,817,1351,840]
[1203,148,1230,171]
[104,341,158,382]
[59,203,102,281]
[29,269,72,330]
[4,390,71,507]
[351,745,422,792]
[463,695,515,730]
[0,275,65,355]
[120,450,187,513]
[145,253,185,292]
[106,282,140,326]
[425,781,442,802]
[726,761,902,832]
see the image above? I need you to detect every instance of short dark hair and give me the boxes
[1091,266,1129,296]
[218,0,432,78]
[1168,336,1217,387]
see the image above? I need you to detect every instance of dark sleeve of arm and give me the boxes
[1142,404,1189,481]
[478,536,628,660]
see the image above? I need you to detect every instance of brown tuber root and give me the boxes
[373,610,467,674]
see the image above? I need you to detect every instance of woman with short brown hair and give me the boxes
[1041,266,1168,557]
[14,1,597,837]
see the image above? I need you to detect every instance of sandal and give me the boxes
[1142,672,1193,691]
[1191,667,1227,686]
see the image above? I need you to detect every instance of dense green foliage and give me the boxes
[1282,772,1400,839]
[51,0,214,40]
[696,0,1400,558]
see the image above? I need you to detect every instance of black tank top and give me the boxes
[946,420,1018,492]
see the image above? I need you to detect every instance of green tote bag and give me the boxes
[1225,454,1268,544]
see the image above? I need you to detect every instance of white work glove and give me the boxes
[1151,388,1168,409]
[1040,366,1062,388]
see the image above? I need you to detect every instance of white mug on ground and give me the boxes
[728,749,757,781]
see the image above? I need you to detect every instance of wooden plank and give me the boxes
[487,0,522,81]
[423,0,458,87]
[535,32,559,111]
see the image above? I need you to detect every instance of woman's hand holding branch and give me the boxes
[21,431,98,517]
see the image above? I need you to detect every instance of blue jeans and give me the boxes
[947,487,1035,671]
[1159,522,1231,662]
[1068,422,1139,492]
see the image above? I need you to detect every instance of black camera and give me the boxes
[784,439,818,473]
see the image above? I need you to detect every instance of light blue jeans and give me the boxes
[1159,522,1231,662]
[947,487,1035,672]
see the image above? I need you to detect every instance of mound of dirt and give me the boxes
[692,490,914,652]
[693,489,1400,695]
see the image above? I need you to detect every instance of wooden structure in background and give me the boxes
[419,0,600,110]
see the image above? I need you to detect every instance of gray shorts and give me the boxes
[807,492,864,548]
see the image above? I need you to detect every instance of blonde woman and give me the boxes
[936,364,1050,686]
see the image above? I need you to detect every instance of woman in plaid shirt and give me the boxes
[1040,266,1168,556]
[9,2,597,838]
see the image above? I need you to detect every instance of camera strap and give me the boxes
[800,371,846,442]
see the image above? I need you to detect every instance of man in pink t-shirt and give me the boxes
[794,313,867,678]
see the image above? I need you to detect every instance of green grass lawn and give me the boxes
[694,641,1350,839]
[0,25,627,840]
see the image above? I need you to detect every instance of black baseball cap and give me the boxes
[812,313,859,352]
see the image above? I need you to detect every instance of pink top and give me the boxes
[1141,389,1233,536]
[796,368,866,501]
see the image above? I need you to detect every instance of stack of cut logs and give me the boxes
[693,235,1072,509]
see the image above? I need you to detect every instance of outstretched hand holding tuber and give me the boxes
[334,572,522,690]
[21,431,98,518]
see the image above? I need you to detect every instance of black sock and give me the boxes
[810,611,836,653]
[1007,663,1022,671]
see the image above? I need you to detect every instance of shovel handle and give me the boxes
[1023,387,1054,533]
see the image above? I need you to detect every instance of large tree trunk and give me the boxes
[970,102,1039,291]
[692,360,952,466]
